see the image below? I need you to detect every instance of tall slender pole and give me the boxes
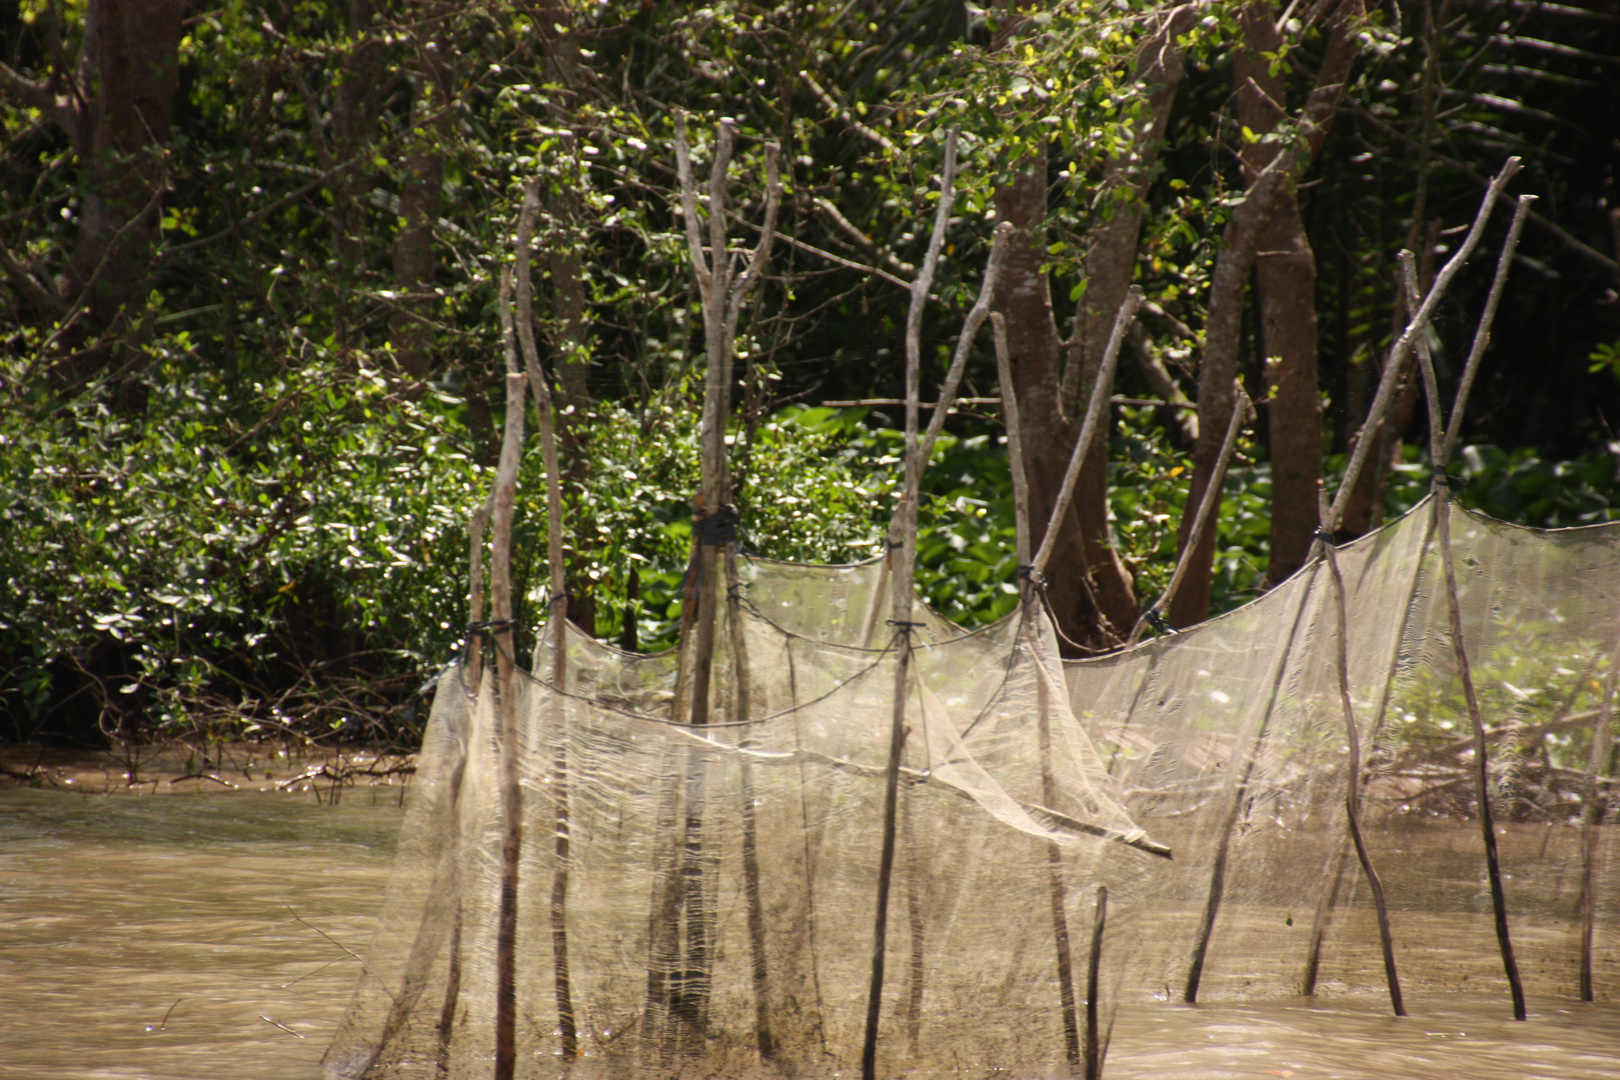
[514,178,579,1057]
[1404,250,1526,1020]
[1317,488,1405,1016]
[1301,504,1435,995]
[862,131,962,1080]
[996,312,1081,1074]
[1579,611,1619,1001]
[489,356,527,1079]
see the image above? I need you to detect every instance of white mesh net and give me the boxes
[326,495,1620,1079]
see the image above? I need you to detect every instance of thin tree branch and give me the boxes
[815,196,916,276]
[1128,383,1250,645]
[918,221,1013,468]
[1324,156,1520,534]
[801,69,899,155]
[1443,194,1534,461]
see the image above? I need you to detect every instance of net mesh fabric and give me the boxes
[326,554,1156,1080]
[1077,497,1620,1003]
[327,496,1620,1078]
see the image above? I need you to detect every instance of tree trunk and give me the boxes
[50,0,186,364]
[1233,1,1324,588]
[389,35,451,380]
[329,0,391,344]
[536,3,597,635]
[1169,0,1363,627]
[992,3,1198,652]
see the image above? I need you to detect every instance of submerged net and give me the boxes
[326,495,1620,1079]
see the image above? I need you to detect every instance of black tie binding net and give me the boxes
[694,504,740,545]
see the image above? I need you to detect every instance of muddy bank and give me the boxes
[0,741,414,797]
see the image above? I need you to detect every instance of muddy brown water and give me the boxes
[3,784,1617,1079]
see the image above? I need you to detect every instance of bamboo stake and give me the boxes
[1403,251,1526,1020]
[1317,486,1406,1016]
[514,179,579,1057]
[996,312,1081,1074]
[1127,383,1251,644]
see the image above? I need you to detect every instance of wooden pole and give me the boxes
[489,353,528,1079]
[1323,157,1521,537]
[863,131,960,1080]
[727,545,776,1057]
[1316,486,1405,1016]
[1443,195,1535,464]
[1301,504,1435,995]
[1403,250,1526,1020]
[1579,612,1619,1001]
[1083,886,1107,1080]
[671,110,782,1056]
[514,178,579,1057]
[1127,384,1251,645]
[996,312,1081,1074]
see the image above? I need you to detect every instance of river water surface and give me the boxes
[3,785,1617,1079]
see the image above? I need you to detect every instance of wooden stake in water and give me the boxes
[1317,487,1405,1017]
[1404,244,1527,1021]
[514,178,579,1057]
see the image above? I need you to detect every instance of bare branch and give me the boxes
[725,142,782,344]
[0,59,79,138]
[814,197,916,276]
[1325,156,1520,533]
[801,69,899,156]
[919,221,1013,468]
[1443,195,1534,462]
[0,236,67,315]
[672,110,711,296]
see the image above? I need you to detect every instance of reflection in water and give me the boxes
[2,789,1616,1079]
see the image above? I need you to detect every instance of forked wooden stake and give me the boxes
[670,111,782,1056]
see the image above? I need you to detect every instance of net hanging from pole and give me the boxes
[325,551,1162,1080]
[326,494,1620,1080]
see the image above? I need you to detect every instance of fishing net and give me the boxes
[326,494,1620,1080]
[326,551,1162,1080]
[1078,497,1620,1005]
